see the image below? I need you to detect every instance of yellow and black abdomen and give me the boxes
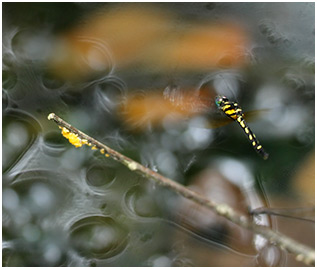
[215,96,269,160]
[235,116,269,160]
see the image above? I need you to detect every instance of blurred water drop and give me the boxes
[13,207,32,227]
[44,244,62,264]
[61,148,87,170]
[3,111,40,172]
[60,91,83,106]
[151,255,172,267]
[217,158,253,188]
[29,182,56,212]
[77,37,113,73]
[155,150,178,178]
[182,119,213,150]
[257,244,285,266]
[9,171,71,223]
[49,36,114,82]
[11,29,53,61]
[160,133,179,152]
[6,122,29,147]
[124,186,159,218]
[22,223,41,242]
[3,188,20,211]
[95,77,126,113]
[134,195,157,218]
[41,71,66,90]
[86,45,111,72]
[43,131,68,157]
[271,106,307,136]
[69,216,128,259]
[86,165,116,188]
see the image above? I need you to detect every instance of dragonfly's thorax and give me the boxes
[214,95,269,160]
[220,101,244,121]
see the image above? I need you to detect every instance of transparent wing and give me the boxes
[204,109,270,129]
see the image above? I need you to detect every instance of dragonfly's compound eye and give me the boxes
[215,96,225,107]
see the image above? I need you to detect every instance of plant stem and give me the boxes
[47,113,315,266]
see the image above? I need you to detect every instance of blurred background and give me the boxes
[2,3,314,266]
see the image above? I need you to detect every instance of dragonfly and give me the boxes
[120,87,270,153]
[215,95,269,160]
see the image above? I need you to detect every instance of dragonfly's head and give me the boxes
[215,96,228,108]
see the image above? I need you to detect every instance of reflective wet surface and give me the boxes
[2,3,314,266]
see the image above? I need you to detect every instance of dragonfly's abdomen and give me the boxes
[236,116,269,160]
[217,98,269,160]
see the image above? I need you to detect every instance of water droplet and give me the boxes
[11,29,53,61]
[29,182,56,211]
[94,77,126,114]
[149,255,172,267]
[3,111,40,172]
[69,216,129,259]
[256,245,286,266]
[86,165,116,189]
[10,171,70,219]
[43,244,62,264]
[22,223,41,242]
[41,71,66,90]
[124,186,159,218]
[43,131,68,157]
[3,188,20,211]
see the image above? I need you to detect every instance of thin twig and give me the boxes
[47,113,315,266]
[250,206,315,223]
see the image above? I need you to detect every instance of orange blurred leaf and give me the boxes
[48,4,249,81]
[292,151,315,203]
[118,87,215,130]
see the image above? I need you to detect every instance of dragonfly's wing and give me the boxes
[206,115,234,128]
[204,109,270,129]
[243,109,270,122]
